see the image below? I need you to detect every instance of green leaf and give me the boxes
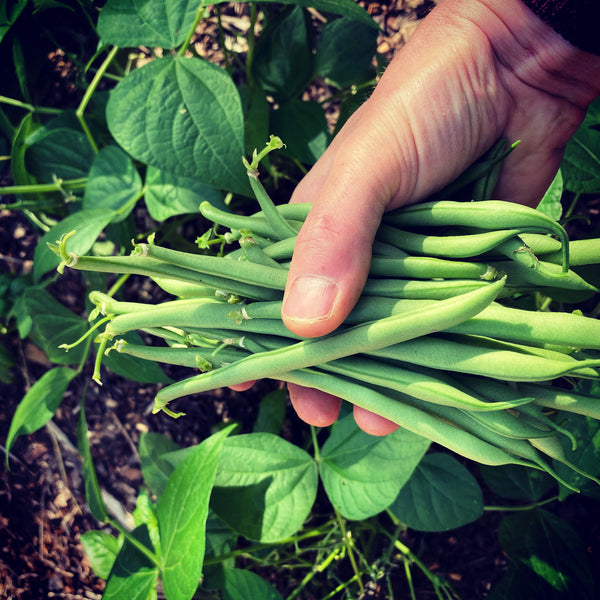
[103,332,172,384]
[103,525,158,600]
[536,169,563,221]
[80,530,122,580]
[207,567,283,600]
[139,432,182,498]
[205,512,237,565]
[389,453,483,532]
[270,100,329,165]
[24,113,94,182]
[315,17,378,87]
[158,426,233,600]
[320,412,430,521]
[479,464,556,502]
[106,55,249,195]
[252,388,286,434]
[10,113,40,188]
[133,488,160,553]
[562,98,600,194]
[211,433,318,542]
[34,208,116,281]
[0,0,29,44]
[5,367,76,462]
[553,414,600,500]
[82,145,142,223]
[487,564,571,600]
[240,86,270,156]
[97,0,201,49]
[13,287,87,365]
[247,0,377,29]
[251,6,313,101]
[77,398,108,522]
[498,509,593,599]
[144,166,226,221]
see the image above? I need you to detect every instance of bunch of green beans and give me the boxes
[50,138,600,491]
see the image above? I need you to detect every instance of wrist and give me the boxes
[452,0,600,107]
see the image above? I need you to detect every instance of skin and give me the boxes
[260,0,600,435]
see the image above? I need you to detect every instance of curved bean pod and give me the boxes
[154,278,506,407]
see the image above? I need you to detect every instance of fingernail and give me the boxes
[283,276,338,322]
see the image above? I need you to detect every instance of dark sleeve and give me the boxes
[520,0,600,55]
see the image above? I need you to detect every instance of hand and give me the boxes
[282,0,600,435]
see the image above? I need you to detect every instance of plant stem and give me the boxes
[484,495,559,512]
[0,177,88,197]
[0,95,62,115]
[109,518,159,566]
[245,3,258,87]
[76,45,119,154]
[334,508,365,595]
[203,527,327,566]
[178,2,208,56]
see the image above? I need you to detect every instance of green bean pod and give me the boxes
[370,334,600,381]
[375,225,523,258]
[383,200,569,270]
[369,256,497,280]
[281,369,534,468]
[154,278,506,407]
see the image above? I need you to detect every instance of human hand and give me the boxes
[282,0,600,435]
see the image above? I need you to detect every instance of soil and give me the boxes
[1,2,600,599]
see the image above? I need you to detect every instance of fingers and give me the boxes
[228,381,256,392]
[288,383,342,427]
[353,406,400,436]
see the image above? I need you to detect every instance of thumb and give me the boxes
[281,109,400,338]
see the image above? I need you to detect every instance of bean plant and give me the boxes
[2,1,600,600]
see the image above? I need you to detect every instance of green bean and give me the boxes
[134,239,289,292]
[519,383,600,420]
[279,368,533,468]
[519,233,562,255]
[370,334,600,381]
[375,225,523,258]
[528,435,600,486]
[238,235,288,270]
[250,202,312,223]
[447,301,600,350]
[151,277,217,298]
[103,298,300,340]
[540,238,600,267]
[471,139,509,201]
[383,200,569,271]
[495,235,569,274]
[199,201,303,241]
[493,260,598,292]
[362,278,492,299]
[110,339,248,370]
[153,278,506,408]
[245,170,299,240]
[369,256,498,280]
[404,397,579,490]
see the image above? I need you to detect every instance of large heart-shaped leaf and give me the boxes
[83,145,142,222]
[98,0,201,48]
[98,0,376,49]
[107,55,248,195]
[211,433,318,542]
[144,166,226,221]
[389,453,483,532]
[320,411,430,521]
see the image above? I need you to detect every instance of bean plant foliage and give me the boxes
[1,1,600,599]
